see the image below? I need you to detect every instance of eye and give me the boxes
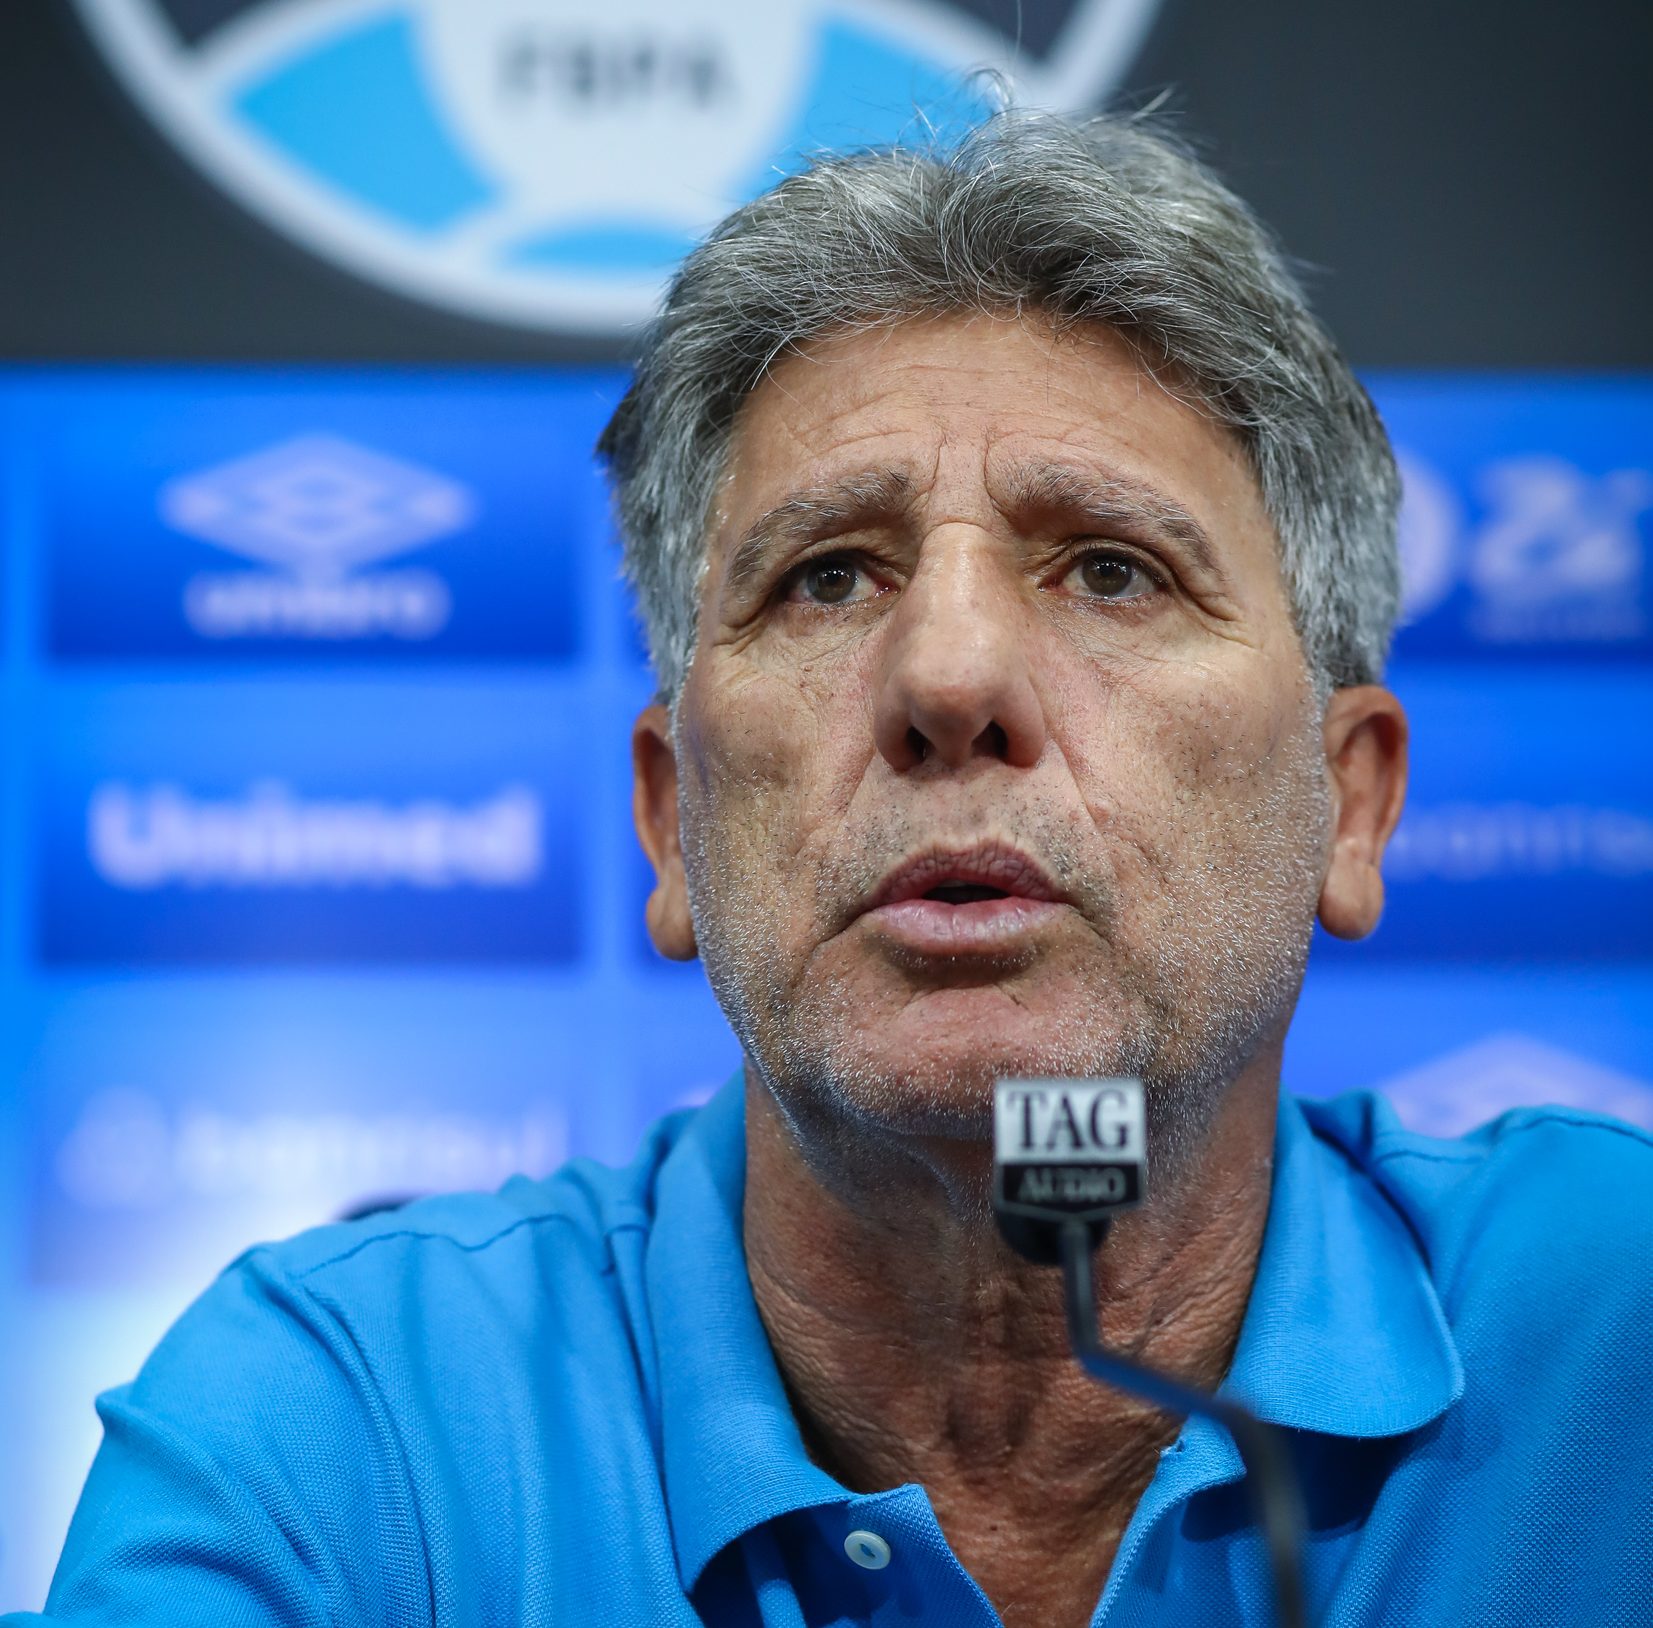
[786,554,878,606]
[1060,549,1161,602]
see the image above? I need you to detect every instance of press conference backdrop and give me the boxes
[2,0,1652,1612]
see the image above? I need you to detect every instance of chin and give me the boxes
[781,1017,1143,1144]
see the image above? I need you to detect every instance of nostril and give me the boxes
[906,726,930,763]
[978,721,1009,759]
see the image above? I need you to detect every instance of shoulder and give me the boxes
[37,1108,705,1626]
[1301,1090,1653,1339]
[217,1102,700,1332]
[127,1102,705,1432]
[1301,1088,1653,1228]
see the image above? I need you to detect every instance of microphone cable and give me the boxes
[993,1079,1310,1628]
[1056,1216,1307,1628]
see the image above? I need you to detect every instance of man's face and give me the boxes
[640,313,1355,1150]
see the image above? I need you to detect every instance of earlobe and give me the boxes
[1317,686,1409,942]
[632,702,699,961]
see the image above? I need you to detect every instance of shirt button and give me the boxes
[844,1529,892,1571]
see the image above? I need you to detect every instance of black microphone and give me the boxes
[992,1078,1309,1628]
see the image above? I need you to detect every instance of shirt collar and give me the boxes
[646,1082,1465,1590]
[1220,1093,1464,1437]
[648,1076,845,1592]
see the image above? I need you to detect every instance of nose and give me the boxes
[872,532,1049,772]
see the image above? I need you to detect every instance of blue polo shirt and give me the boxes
[8,1083,1651,1626]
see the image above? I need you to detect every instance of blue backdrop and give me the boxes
[1,368,1649,1604]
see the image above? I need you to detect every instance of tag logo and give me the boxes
[72,0,1161,336]
[993,1078,1146,1222]
[162,434,475,640]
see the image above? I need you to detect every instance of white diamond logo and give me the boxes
[1374,1032,1653,1138]
[159,435,477,578]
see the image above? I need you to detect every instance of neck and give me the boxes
[742,1063,1279,1628]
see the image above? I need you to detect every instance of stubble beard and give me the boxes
[676,708,1333,1205]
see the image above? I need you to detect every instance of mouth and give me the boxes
[858,842,1070,956]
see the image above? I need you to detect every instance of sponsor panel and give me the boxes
[37,1082,569,1285]
[1376,377,1653,661]
[1290,963,1653,1135]
[35,686,587,963]
[1370,1034,1653,1139]
[619,984,739,1160]
[2,1288,200,1612]
[34,374,616,663]
[6,362,1653,1602]
[1319,665,1653,961]
[20,979,618,1289]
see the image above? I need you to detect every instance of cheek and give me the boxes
[1055,657,1316,876]
[680,655,878,869]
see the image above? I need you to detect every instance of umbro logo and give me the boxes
[159,435,475,639]
[160,435,475,577]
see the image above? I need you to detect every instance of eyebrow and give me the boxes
[724,469,914,595]
[998,462,1225,580]
[721,458,1227,596]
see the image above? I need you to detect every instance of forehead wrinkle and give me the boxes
[991,458,1226,578]
[724,468,915,593]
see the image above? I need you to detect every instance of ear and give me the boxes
[632,701,699,961]
[1318,685,1409,941]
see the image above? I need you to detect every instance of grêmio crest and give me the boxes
[73,0,1162,338]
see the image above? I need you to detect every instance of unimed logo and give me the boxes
[88,781,543,890]
[42,765,580,964]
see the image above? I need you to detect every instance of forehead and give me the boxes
[715,312,1275,555]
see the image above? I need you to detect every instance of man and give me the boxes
[9,112,1650,1628]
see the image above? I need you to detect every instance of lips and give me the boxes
[866,843,1065,912]
[858,842,1070,956]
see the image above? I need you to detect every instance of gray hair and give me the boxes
[598,108,1401,700]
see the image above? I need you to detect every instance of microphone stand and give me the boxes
[1057,1217,1308,1628]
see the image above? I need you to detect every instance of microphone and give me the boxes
[992,1078,1309,1628]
